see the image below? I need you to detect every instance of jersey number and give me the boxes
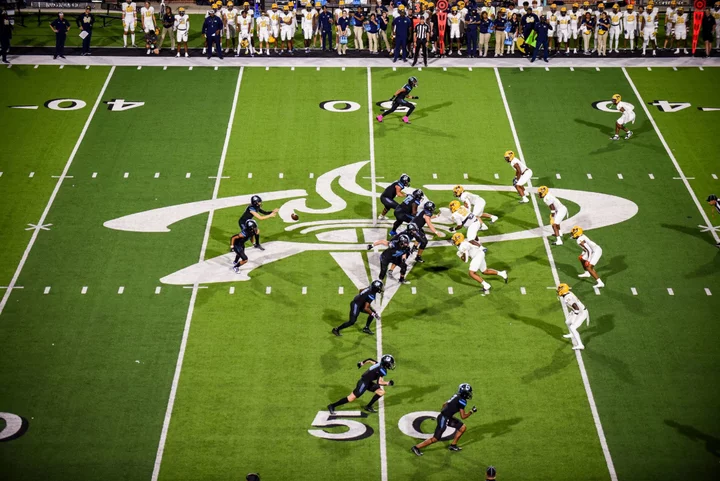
[649,100,691,113]
[105,99,146,111]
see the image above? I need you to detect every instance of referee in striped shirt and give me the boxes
[411,15,430,67]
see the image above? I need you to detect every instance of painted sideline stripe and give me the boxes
[623,67,720,245]
[367,67,379,225]
[0,67,116,318]
[152,67,244,481]
[494,66,617,481]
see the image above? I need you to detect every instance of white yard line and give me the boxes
[494,67,618,481]
[0,66,115,318]
[367,66,387,481]
[151,66,244,481]
[367,67,379,224]
[622,67,719,245]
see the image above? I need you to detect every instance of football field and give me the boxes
[1,63,719,481]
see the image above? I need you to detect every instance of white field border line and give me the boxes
[494,67,618,481]
[0,66,116,318]
[151,66,244,481]
[368,66,388,481]
[622,67,720,244]
[367,67,379,225]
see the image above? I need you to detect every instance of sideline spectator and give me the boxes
[465,6,480,58]
[478,10,491,58]
[507,12,520,54]
[392,5,411,62]
[318,5,333,51]
[50,12,71,59]
[160,5,176,52]
[353,7,365,49]
[494,7,507,57]
[337,9,350,55]
[0,9,12,64]
[77,6,94,56]
[378,10,391,53]
[530,13,551,62]
[597,10,609,56]
[367,13,379,54]
[203,9,224,59]
[580,10,594,55]
[702,6,716,57]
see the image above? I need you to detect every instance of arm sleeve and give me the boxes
[258,208,272,215]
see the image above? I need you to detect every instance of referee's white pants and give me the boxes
[566,309,589,347]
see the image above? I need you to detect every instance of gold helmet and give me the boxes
[504,150,515,161]
[598,2,604,8]
[227,1,234,6]
[178,6,185,12]
[612,3,619,9]
[561,6,567,11]
[612,93,621,104]
[670,0,677,5]
[449,200,462,213]
[557,283,571,296]
[550,2,557,8]
[453,185,465,197]
[271,3,278,7]
[283,5,289,10]
[572,2,579,7]
[537,186,549,198]
[451,232,465,246]
[240,39,249,48]
[571,226,583,239]
[677,6,684,12]
[583,1,589,6]
[269,35,276,43]
[627,4,633,10]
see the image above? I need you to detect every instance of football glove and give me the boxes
[357,362,363,369]
[513,178,518,186]
[372,311,381,320]
[471,406,477,413]
[388,380,395,386]
[449,226,456,232]
[367,244,374,250]
[413,96,420,99]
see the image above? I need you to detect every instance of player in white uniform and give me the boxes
[448,7,462,55]
[452,185,498,227]
[174,7,190,57]
[140,2,155,33]
[449,201,486,243]
[708,195,720,248]
[555,7,571,54]
[546,4,559,52]
[673,7,689,54]
[714,2,720,50]
[611,93,634,140]
[452,233,508,294]
[280,5,294,54]
[256,10,271,55]
[663,0,676,50]
[531,0,542,17]
[622,4,636,50]
[301,2,317,53]
[224,2,238,54]
[607,4,622,53]
[571,226,604,288]
[481,0,495,19]
[569,3,582,54]
[640,3,658,56]
[121,1,138,47]
[538,186,568,245]
[236,9,256,56]
[504,150,532,203]
[557,284,589,351]
[592,3,606,53]
[268,4,281,53]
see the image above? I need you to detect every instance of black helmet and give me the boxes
[370,280,384,293]
[399,173,411,187]
[381,354,396,370]
[423,201,436,214]
[458,383,473,400]
[250,195,262,208]
[244,219,258,233]
[412,188,424,200]
[708,194,718,202]
[405,222,419,234]
[397,234,410,248]
[408,76,418,87]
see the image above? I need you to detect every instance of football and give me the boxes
[291,212,299,221]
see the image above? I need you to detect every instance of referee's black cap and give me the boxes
[708,194,718,202]
[486,466,497,480]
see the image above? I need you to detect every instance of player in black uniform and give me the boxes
[332,280,384,336]
[378,173,411,220]
[409,200,445,263]
[238,195,278,251]
[230,219,258,272]
[376,76,419,124]
[390,188,424,236]
[368,234,411,284]
[327,354,396,414]
[411,383,477,455]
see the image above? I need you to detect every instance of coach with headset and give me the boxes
[411,14,430,67]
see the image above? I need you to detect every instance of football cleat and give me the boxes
[414,255,424,263]
[364,404,377,413]
[327,404,336,414]
[254,243,265,251]
[448,444,462,452]
[398,277,411,285]
[362,326,374,335]
[402,116,411,124]
[376,115,383,123]
[625,131,633,139]
[411,446,423,456]
[331,328,341,337]
[611,134,620,140]
[563,333,573,339]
